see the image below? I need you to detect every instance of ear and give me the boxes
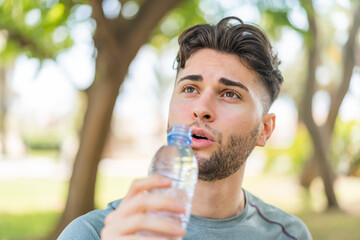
[256,113,276,147]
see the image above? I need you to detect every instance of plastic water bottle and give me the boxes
[140,124,198,239]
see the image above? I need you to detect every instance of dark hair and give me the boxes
[175,16,283,109]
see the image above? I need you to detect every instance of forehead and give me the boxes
[181,49,244,73]
[177,49,260,89]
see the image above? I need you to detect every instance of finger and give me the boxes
[103,211,177,240]
[118,213,185,237]
[126,175,172,199]
[118,192,185,218]
[101,229,169,240]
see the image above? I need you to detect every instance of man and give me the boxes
[59,17,312,239]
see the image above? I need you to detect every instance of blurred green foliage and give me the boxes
[0,212,59,239]
[0,179,67,213]
[22,133,62,151]
[0,0,78,63]
[257,0,308,39]
[20,123,70,153]
[149,0,207,50]
[297,210,360,240]
[265,124,313,175]
[264,120,360,176]
[331,119,360,176]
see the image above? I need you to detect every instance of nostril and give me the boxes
[193,111,213,121]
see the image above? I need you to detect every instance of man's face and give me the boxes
[168,48,274,181]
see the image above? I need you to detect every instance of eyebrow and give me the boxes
[177,74,203,84]
[177,75,249,92]
[220,78,249,92]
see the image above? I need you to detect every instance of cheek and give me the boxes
[219,105,259,134]
[168,100,194,125]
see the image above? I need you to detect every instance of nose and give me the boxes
[192,92,215,122]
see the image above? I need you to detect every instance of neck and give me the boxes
[191,166,246,219]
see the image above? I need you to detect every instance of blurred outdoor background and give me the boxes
[0,0,360,239]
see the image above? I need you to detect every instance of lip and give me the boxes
[191,128,215,148]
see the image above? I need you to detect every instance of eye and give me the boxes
[182,86,198,94]
[222,90,241,100]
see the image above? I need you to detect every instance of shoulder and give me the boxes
[58,199,122,240]
[245,191,312,240]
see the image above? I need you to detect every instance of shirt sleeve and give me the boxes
[57,209,109,240]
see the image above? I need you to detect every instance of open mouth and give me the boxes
[191,129,215,148]
[192,134,208,140]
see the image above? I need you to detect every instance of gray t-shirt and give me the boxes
[58,190,312,240]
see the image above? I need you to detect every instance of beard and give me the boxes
[191,122,260,182]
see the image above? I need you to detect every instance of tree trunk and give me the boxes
[50,62,126,239]
[299,154,318,187]
[299,0,338,208]
[50,0,183,238]
[300,2,360,188]
[302,112,338,208]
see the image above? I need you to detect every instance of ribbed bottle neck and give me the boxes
[167,124,192,146]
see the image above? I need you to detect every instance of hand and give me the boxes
[101,174,186,239]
